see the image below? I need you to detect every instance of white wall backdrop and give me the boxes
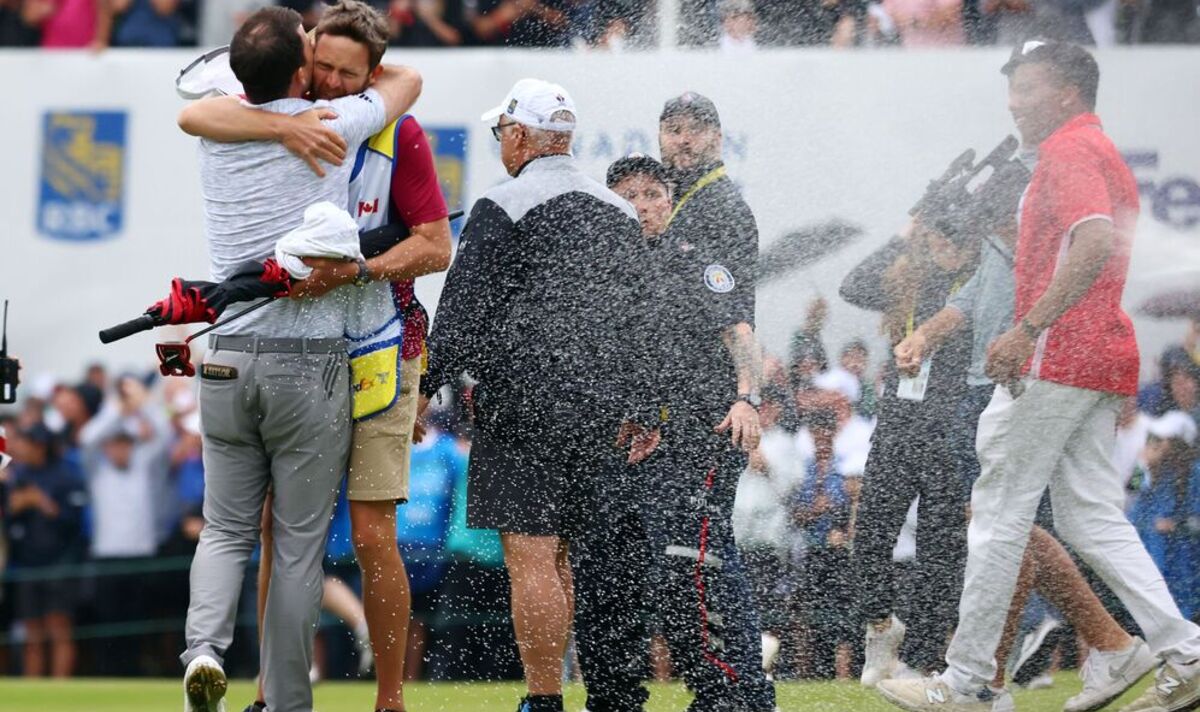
[2,48,1198,385]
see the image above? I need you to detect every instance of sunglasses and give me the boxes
[491,122,520,141]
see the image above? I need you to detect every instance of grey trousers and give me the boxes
[181,341,350,712]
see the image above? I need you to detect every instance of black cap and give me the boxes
[1001,40,1099,106]
[659,91,721,128]
[606,154,670,189]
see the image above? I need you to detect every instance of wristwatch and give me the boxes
[737,392,762,409]
[353,258,372,287]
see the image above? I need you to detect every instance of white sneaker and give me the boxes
[863,616,907,687]
[762,632,781,678]
[183,655,228,712]
[1011,616,1061,681]
[1065,637,1155,712]
[354,622,374,677]
[894,662,925,680]
[877,675,1014,712]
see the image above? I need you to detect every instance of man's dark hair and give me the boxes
[606,155,670,190]
[316,0,390,71]
[230,6,306,105]
[1002,40,1100,111]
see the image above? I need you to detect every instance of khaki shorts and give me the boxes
[347,356,421,502]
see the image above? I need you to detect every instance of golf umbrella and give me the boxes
[1139,288,1200,321]
[99,212,463,344]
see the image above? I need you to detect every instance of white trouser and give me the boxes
[943,379,1200,692]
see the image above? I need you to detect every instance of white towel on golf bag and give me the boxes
[275,201,363,280]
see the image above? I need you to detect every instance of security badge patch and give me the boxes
[703,264,735,293]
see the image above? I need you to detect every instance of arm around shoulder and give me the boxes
[371,65,424,125]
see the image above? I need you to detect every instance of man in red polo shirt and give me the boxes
[877,41,1200,712]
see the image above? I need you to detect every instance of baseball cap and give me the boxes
[660,91,721,128]
[1147,410,1198,446]
[481,78,577,132]
[606,154,670,189]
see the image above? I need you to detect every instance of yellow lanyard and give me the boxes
[667,166,727,227]
[906,277,965,338]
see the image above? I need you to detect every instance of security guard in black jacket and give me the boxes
[419,79,652,712]
[580,96,776,712]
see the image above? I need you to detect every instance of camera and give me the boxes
[1,300,17,404]
[911,135,1031,260]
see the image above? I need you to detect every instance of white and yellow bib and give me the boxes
[345,117,407,421]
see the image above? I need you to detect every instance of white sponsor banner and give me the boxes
[1,48,1198,384]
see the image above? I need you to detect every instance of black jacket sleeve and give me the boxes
[839,235,905,313]
[422,198,521,398]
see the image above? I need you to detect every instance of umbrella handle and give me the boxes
[99,314,160,344]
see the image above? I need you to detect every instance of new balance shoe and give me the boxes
[1065,637,1156,712]
[877,676,1014,712]
[1118,659,1200,712]
[184,655,228,712]
[863,616,908,687]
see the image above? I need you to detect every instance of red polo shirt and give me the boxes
[1016,113,1140,396]
[388,117,449,361]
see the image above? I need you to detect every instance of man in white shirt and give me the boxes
[176,8,421,712]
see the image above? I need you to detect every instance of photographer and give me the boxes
[841,217,976,684]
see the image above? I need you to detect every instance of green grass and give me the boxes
[0,673,1153,711]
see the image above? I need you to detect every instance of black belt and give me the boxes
[209,335,346,354]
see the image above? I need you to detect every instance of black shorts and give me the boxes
[465,402,609,539]
[14,575,75,620]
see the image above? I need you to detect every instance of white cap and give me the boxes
[1148,410,1198,446]
[481,78,577,132]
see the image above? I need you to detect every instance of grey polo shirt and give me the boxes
[197,89,387,338]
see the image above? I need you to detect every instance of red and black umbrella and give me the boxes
[99,212,462,345]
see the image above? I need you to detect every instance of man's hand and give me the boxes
[412,394,431,443]
[290,258,356,299]
[280,109,347,177]
[985,325,1036,385]
[894,330,928,377]
[617,422,662,465]
[715,401,761,452]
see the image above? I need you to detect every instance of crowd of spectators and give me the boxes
[0,0,1196,50]
[2,310,1199,682]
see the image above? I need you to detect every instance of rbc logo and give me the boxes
[38,111,127,241]
[426,126,467,240]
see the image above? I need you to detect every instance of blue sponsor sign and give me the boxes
[426,126,467,239]
[38,110,127,241]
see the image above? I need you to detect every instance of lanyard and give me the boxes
[667,166,727,227]
[906,277,965,338]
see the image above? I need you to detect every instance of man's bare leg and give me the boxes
[350,500,410,712]
[502,533,572,698]
[1027,526,1130,652]
[992,525,1133,688]
[992,541,1038,688]
[321,575,367,632]
[253,497,274,708]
